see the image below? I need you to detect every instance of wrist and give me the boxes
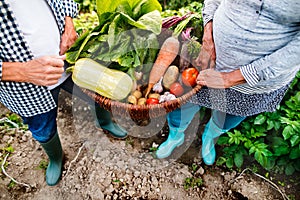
[64,16,75,29]
[2,62,26,82]
[224,69,246,87]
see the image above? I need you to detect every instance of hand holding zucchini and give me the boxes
[67,58,133,100]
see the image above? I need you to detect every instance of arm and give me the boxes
[194,21,216,70]
[194,0,221,69]
[1,56,65,86]
[59,16,78,55]
[59,0,79,55]
[196,68,246,88]
[240,31,300,87]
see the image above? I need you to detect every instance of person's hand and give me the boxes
[196,69,246,88]
[22,55,65,86]
[59,16,77,55]
[194,21,216,70]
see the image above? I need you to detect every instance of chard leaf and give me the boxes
[96,0,162,19]
[97,0,162,34]
[66,30,101,64]
[132,0,162,18]
[136,10,162,34]
[96,0,123,18]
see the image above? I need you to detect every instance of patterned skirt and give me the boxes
[188,84,290,117]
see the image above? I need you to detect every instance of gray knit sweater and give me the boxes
[202,0,300,94]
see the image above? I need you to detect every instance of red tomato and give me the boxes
[182,67,199,87]
[169,82,184,97]
[146,98,159,105]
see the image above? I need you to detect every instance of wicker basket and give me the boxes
[82,84,201,121]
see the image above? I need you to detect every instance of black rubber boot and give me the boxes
[40,132,63,186]
[94,106,127,139]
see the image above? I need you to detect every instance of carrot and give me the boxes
[145,36,180,97]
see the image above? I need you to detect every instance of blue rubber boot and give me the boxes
[156,103,200,159]
[94,106,127,139]
[201,119,225,165]
[202,111,246,165]
[40,132,63,186]
[156,126,186,159]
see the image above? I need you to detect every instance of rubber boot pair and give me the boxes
[94,106,127,139]
[40,132,63,186]
[155,125,187,159]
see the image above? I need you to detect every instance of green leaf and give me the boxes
[226,157,234,168]
[294,91,300,105]
[244,139,253,149]
[289,146,300,159]
[274,146,290,156]
[250,131,267,138]
[290,135,300,147]
[227,132,235,145]
[282,125,294,140]
[294,159,300,171]
[96,0,122,17]
[97,0,162,26]
[260,148,273,157]
[135,10,162,34]
[234,152,244,168]
[217,136,229,145]
[254,151,268,168]
[132,0,162,18]
[264,157,276,170]
[254,114,267,125]
[241,121,252,131]
[269,137,290,156]
[277,156,289,166]
[285,163,295,175]
[266,119,275,130]
[249,146,256,155]
[4,145,14,153]
[66,30,99,63]
[216,157,227,166]
[274,121,281,131]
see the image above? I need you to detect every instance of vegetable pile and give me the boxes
[66,0,203,105]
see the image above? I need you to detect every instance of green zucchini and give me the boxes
[68,58,133,100]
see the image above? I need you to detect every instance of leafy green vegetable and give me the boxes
[67,0,162,79]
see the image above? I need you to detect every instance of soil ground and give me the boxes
[0,91,299,200]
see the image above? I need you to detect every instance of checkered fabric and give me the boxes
[0,0,78,117]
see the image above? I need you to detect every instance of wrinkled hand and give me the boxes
[194,21,216,70]
[59,16,77,55]
[23,55,65,86]
[196,69,227,88]
[196,69,246,88]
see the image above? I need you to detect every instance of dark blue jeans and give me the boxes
[22,76,96,143]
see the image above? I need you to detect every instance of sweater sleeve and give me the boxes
[202,0,222,26]
[240,31,300,87]
[62,0,79,18]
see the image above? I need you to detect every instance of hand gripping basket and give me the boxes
[82,84,201,121]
